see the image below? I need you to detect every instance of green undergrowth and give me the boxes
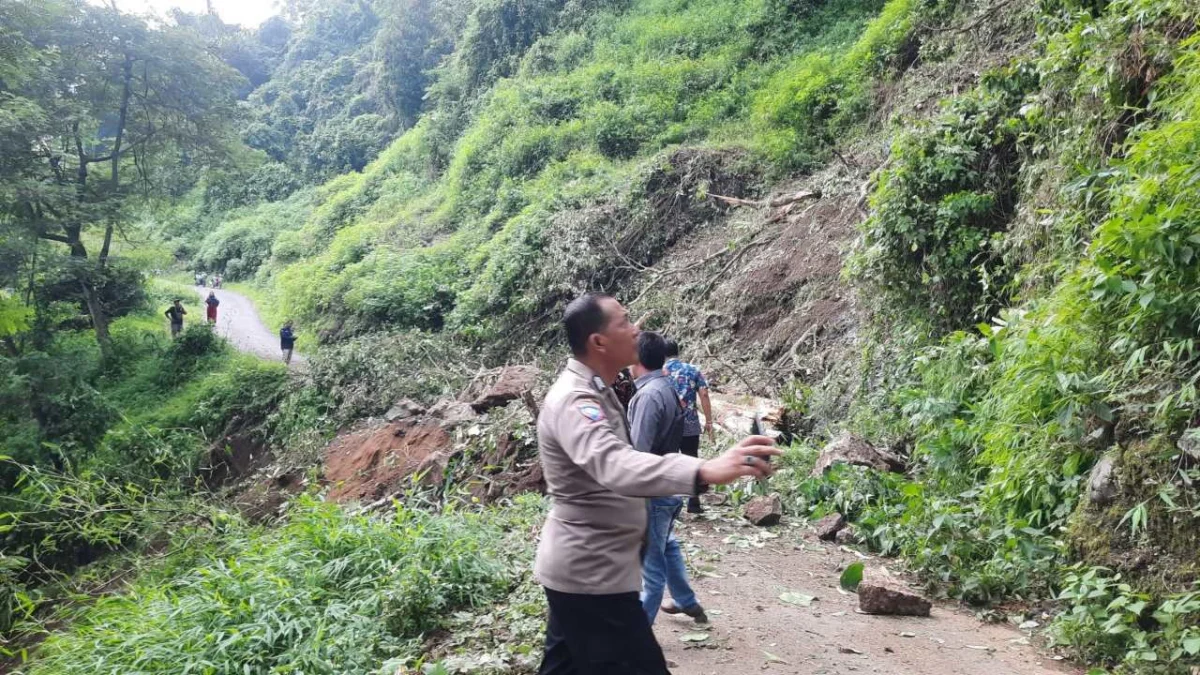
[1,292,291,646]
[17,495,545,675]
[778,0,1200,671]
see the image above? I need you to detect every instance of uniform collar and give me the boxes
[567,358,609,393]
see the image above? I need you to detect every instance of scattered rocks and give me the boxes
[813,513,846,541]
[811,432,905,477]
[857,570,932,617]
[384,398,425,423]
[744,494,783,526]
[1087,453,1118,506]
[470,365,540,413]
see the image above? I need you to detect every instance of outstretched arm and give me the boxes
[554,393,778,497]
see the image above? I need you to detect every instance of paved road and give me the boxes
[193,287,303,364]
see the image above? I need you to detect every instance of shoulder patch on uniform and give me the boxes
[578,404,605,422]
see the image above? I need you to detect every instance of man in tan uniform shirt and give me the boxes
[535,293,779,675]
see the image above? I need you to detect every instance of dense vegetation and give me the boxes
[3,0,1200,671]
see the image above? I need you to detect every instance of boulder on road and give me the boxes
[470,365,540,413]
[744,494,782,526]
[811,432,905,477]
[857,570,932,617]
[813,513,846,541]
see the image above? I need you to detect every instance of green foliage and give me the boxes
[155,324,226,388]
[1051,566,1200,671]
[21,495,544,675]
[852,64,1039,330]
[777,5,1200,673]
[184,0,937,341]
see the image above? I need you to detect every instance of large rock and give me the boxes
[384,398,425,423]
[427,399,478,427]
[744,494,782,526]
[813,513,846,541]
[470,365,540,413]
[811,432,905,477]
[857,570,932,617]
[1087,453,1118,506]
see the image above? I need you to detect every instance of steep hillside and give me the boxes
[186,0,923,341]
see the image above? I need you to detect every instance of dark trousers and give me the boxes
[680,435,701,512]
[538,587,671,675]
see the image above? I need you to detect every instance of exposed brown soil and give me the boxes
[323,418,452,502]
[654,513,1082,675]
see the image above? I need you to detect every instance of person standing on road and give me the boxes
[628,330,707,627]
[280,321,296,365]
[534,292,778,675]
[205,291,220,324]
[664,339,715,515]
[165,299,187,338]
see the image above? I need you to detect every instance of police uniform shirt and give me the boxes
[534,358,703,595]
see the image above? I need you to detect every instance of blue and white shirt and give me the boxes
[664,358,708,437]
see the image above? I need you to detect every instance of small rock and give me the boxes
[470,365,540,413]
[743,494,783,526]
[383,398,425,423]
[857,570,931,617]
[811,432,905,477]
[1087,453,1117,506]
[1177,428,1200,461]
[700,492,728,506]
[834,525,859,546]
[813,513,846,541]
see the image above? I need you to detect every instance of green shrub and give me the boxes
[155,324,226,389]
[22,495,544,675]
[851,64,1039,330]
[1050,565,1200,670]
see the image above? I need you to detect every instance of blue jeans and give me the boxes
[641,496,699,624]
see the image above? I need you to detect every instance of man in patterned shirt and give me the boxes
[663,339,714,515]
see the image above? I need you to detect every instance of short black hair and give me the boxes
[637,331,668,370]
[664,339,680,358]
[564,293,613,357]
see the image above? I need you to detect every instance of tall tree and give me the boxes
[0,0,245,359]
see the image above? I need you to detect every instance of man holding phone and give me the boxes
[534,293,778,675]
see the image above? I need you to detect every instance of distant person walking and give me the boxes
[664,339,715,515]
[165,299,187,337]
[280,321,296,365]
[205,291,220,324]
